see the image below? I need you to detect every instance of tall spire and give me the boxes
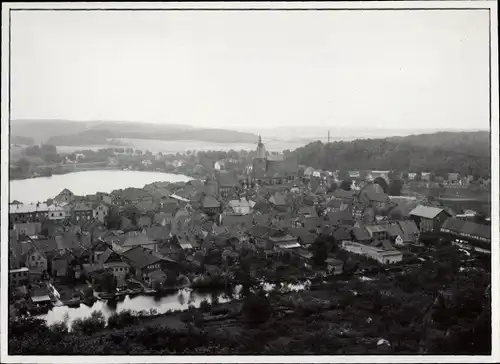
[258,134,262,145]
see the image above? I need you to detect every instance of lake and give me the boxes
[55,138,307,154]
[39,282,309,329]
[10,170,192,204]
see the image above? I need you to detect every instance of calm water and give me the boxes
[55,138,306,154]
[39,282,309,329]
[10,170,192,203]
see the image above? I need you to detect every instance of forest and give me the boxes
[288,131,490,178]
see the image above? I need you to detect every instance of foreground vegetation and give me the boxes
[9,245,491,355]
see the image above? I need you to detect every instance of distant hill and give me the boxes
[387,131,490,158]
[10,135,35,145]
[10,119,259,145]
[290,131,491,177]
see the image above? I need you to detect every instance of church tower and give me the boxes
[252,135,267,177]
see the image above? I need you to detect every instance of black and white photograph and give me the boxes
[1,1,498,362]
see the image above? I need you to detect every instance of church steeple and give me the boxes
[255,134,267,159]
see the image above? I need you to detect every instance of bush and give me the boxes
[71,311,106,335]
[107,310,139,329]
[199,299,212,313]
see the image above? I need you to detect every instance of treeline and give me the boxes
[291,136,490,178]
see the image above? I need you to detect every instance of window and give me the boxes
[31,256,35,261]
[37,255,40,261]
[59,213,63,217]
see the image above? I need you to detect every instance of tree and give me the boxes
[71,311,106,335]
[388,179,404,196]
[242,291,272,325]
[96,271,117,293]
[340,180,352,191]
[373,177,389,194]
[311,237,329,267]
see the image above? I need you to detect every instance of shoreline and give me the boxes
[9,167,196,182]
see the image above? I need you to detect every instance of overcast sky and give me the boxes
[11,9,490,130]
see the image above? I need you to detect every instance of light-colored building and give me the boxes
[48,204,70,220]
[93,204,110,223]
[341,241,403,265]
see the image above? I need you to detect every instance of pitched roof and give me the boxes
[397,220,419,236]
[32,238,58,254]
[145,226,171,241]
[441,218,491,241]
[353,226,371,241]
[288,227,316,245]
[222,214,253,230]
[409,205,448,219]
[122,233,154,249]
[121,246,167,269]
[327,210,354,225]
[386,223,404,237]
[202,196,220,209]
[333,227,352,242]
[269,192,287,206]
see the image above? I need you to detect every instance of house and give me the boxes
[54,188,75,204]
[137,215,152,228]
[440,218,491,247]
[448,173,460,184]
[9,267,30,287]
[93,204,110,223]
[113,188,154,205]
[353,223,372,244]
[122,231,158,252]
[364,225,389,241]
[341,241,403,265]
[327,210,354,227]
[397,220,420,244]
[72,202,94,222]
[410,205,451,233]
[202,196,221,214]
[386,223,404,243]
[421,172,431,181]
[215,171,238,197]
[9,203,49,225]
[269,192,288,211]
[23,242,48,271]
[13,222,42,239]
[221,214,253,231]
[51,250,73,278]
[103,261,131,287]
[228,198,255,215]
[333,227,352,244]
[325,258,344,275]
[120,246,177,281]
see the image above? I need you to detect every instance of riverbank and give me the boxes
[9,169,194,203]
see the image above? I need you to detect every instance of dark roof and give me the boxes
[289,228,317,245]
[121,246,169,269]
[250,225,270,238]
[222,214,253,230]
[441,218,491,241]
[327,210,354,226]
[397,220,419,236]
[353,226,371,241]
[202,196,220,209]
[333,227,352,241]
[145,226,171,241]
[303,217,322,231]
[32,238,58,254]
[216,171,238,187]
[387,223,404,237]
[253,201,271,214]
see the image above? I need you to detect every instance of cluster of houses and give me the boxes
[7,137,492,307]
